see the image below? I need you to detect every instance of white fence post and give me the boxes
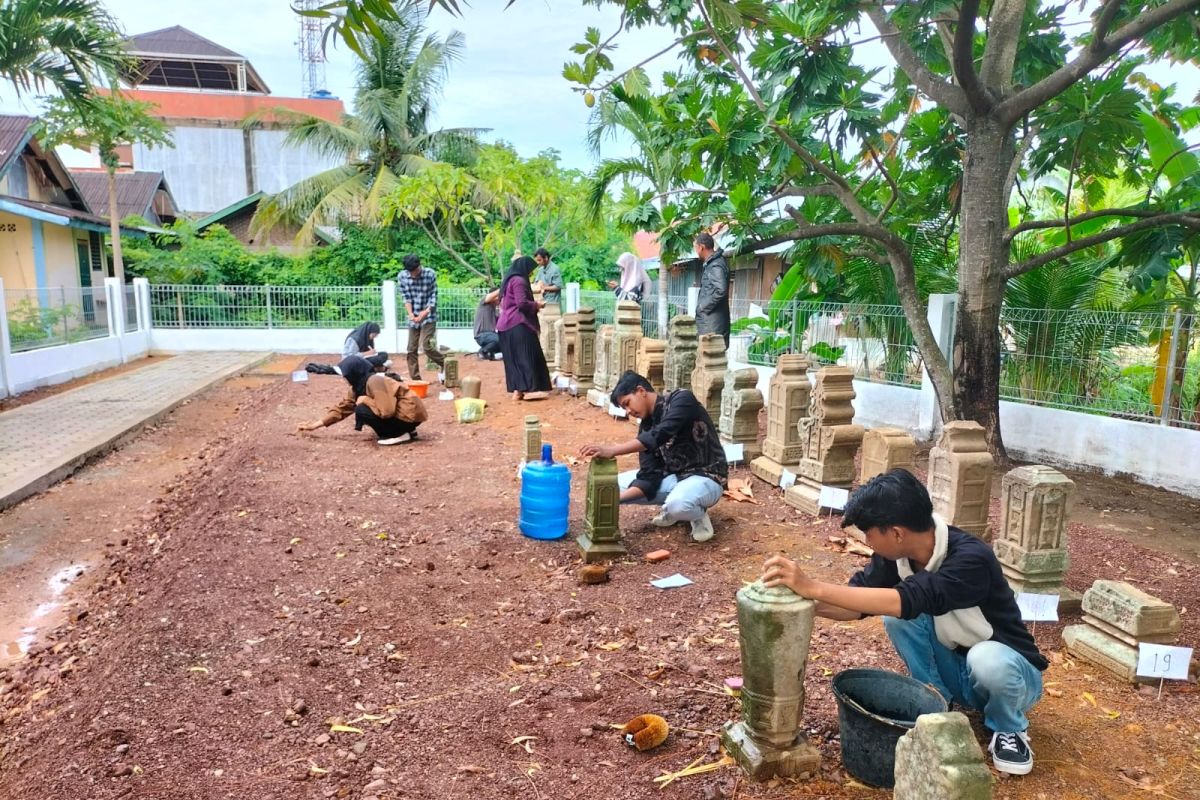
[133,277,149,332]
[918,293,957,439]
[687,287,700,316]
[0,277,13,398]
[565,282,581,314]
[104,277,127,364]
[382,279,399,355]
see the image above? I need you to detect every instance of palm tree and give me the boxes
[252,0,481,243]
[587,84,683,333]
[0,0,126,107]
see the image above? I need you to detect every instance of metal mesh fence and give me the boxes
[397,286,487,329]
[5,286,110,352]
[149,285,383,329]
[999,306,1200,430]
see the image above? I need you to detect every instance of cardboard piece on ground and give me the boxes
[817,485,849,511]
[1016,592,1060,622]
[291,370,309,382]
[650,573,694,589]
[1136,643,1193,680]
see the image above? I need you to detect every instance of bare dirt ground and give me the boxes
[0,356,1197,800]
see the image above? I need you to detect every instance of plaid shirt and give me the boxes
[398,267,438,328]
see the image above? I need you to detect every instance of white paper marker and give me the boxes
[650,573,694,590]
[1136,643,1192,681]
[818,485,850,511]
[723,443,745,463]
[1016,593,1060,623]
[291,370,309,382]
[438,390,454,401]
[779,469,797,490]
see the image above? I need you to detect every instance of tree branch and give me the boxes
[979,0,1027,92]
[590,31,704,93]
[864,5,968,116]
[1005,207,1200,239]
[1094,0,1126,42]
[1003,121,1037,204]
[1004,213,1200,278]
[758,184,840,208]
[997,0,1200,125]
[951,0,992,114]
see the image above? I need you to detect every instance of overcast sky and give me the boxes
[0,1,1195,168]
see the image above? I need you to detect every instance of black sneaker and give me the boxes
[989,731,1033,775]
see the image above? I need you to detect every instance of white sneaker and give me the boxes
[650,512,676,527]
[690,513,715,542]
[377,433,413,446]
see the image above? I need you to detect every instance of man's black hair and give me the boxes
[610,370,653,407]
[693,232,715,250]
[534,247,551,259]
[402,254,421,271]
[841,468,935,533]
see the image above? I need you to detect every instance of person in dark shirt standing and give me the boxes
[759,469,1045,777]
[580,371,728,542]
[693,232,730,347]
[397,254,445,381]
[473,288,501,360]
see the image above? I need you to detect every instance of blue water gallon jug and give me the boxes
[519,443,571,540]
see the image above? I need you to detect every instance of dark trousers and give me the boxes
[355,405,419,439]
[475,331,500,359]
[407,322,445,380]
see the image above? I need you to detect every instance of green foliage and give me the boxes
[0,0,127,108]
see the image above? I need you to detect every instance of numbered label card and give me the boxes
[779,470,797,490]
[1016,592,1060,622]
[723,443,745,463]
[1136,643,1193,681]
[608,403,627,418]
[818,485,850,511]
[291,370,309,383]
[438,390,454,401]
[556,376,571,389]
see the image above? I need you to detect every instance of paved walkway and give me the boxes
[0,352,270,511]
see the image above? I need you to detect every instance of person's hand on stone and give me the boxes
[760,554,814,597]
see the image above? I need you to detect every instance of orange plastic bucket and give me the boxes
[407,380,429,398]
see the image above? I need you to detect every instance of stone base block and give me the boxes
[575,532,627,563]
[762,441,803,465]
[1081,614,1178,647]
[994,541,1069,576]
[749,456,785,488]
[721,721,820,782]
[1081,580,1181,640]
[1063,624,1144,683]
[575,378,594,392]
[586,389,608,407]
[783,479,822,516]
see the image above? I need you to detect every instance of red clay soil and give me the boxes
[0,357,1197,800]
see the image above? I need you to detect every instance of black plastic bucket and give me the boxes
[831,668,949,788]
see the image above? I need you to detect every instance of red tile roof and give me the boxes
[112,88,345,125]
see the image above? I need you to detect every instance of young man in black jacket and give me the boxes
[580,371,728,542]
[760,469,1046,776]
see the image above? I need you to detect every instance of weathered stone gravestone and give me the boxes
[750,354,810,486]
[691,334,728,423]
[576,457,626,562]
[995,465,1080,610]
[561,312,579,377]
[664,315,698,392]
[442,355,460,388]
[719,368,764,460]
[611,301,643,390]
[574,307,597,392]
[721,581,821,780]
[892,712,993,800]
[538,302,561,371]
[859,427,916,484]
[928,421,994,540]
[636,338,667,392]
[461,375,481,399]
[553,317,570,377]
[784,367,863,515]
[1063,580,1187,683]
[588,324,615,406]
[523,415,541,464]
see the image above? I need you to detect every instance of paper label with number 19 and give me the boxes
[1136,643,1192,680]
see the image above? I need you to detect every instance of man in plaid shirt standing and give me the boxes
[398,254,446,381]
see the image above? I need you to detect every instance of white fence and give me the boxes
[3,281,1199,499]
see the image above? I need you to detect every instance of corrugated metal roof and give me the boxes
[124,25,242,60]
[0,115,36,177]
[69,170,176,220]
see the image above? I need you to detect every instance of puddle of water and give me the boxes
[0,562,88,664]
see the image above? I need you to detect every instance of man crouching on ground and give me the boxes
[759,468,1046,776]
[579,370,727,542]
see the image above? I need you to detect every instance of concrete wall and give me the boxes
[250,130,343,195]
[150,326,478,356]
[0,211,91,297]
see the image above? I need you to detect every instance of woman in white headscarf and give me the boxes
[609,252,652,304]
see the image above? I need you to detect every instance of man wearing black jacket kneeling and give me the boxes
[759,468,1046,777]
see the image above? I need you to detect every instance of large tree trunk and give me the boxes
[108,169,125,284]
[953,119,1013,458]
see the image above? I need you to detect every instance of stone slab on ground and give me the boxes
[0,352,269,511]
[1081,580,1181,640]
[892,712,993,800]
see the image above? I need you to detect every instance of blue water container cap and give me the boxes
[541,443,552,463]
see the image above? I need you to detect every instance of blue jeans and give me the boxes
[618,470,723,522]
[883,614,1042,734]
